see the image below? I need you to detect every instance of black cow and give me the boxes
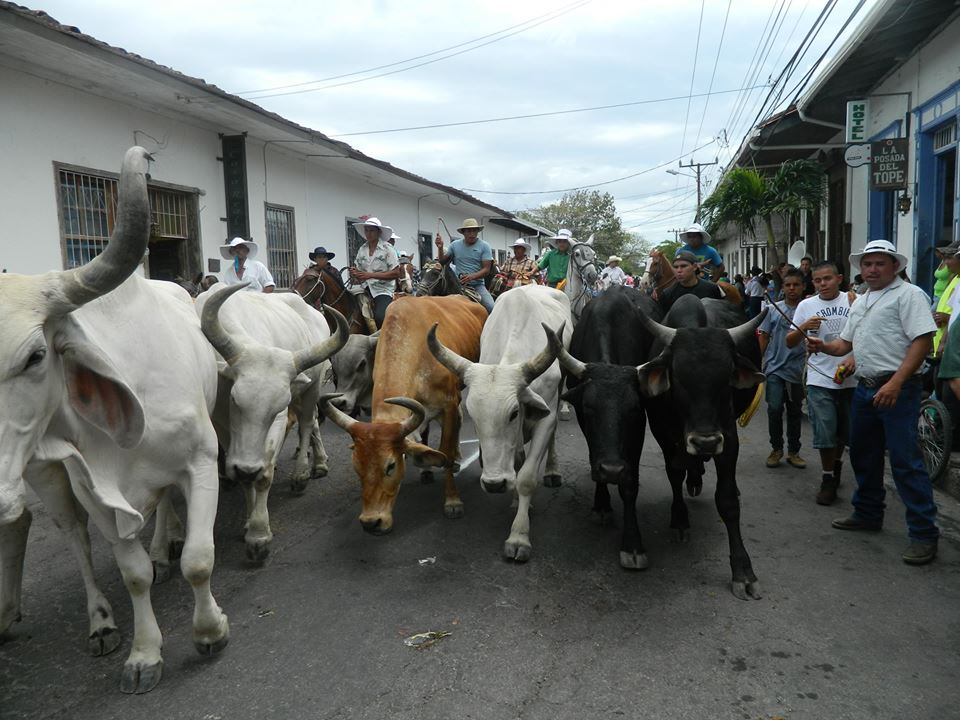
[546,286,662,570]
[636,295,766,599]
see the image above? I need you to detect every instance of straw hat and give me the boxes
[219,237,260,261]
[849,239,908,273]
[352,217,393,241]
[458,218,484,233]
[606,255,622,264]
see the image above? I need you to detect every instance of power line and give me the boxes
[618,189,698,216]
[617,186,691,202]
[462,139,718,196]
[691,0,733,154]
[231,1,592,101]
[677,0,707,163]
[232,0,591,97]
[332,84,771,137]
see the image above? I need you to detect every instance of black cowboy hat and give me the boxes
[309,246,336,261]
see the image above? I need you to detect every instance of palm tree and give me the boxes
[700,159,825,267]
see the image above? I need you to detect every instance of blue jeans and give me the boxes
[766,374,802,454]
[848,380,939,543]
[471,283,495,313]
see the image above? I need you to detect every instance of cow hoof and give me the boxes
[671,528,690,543]
[686,478,703,497]
[443,501,464,519]
[245,541,271,564]
[420,470,434,484]
[289,477,309,495]
[88,626,121,657]
[731,580,763,601]
[152,561,173,585]
[542,474,562,488]
[503,541,531,563]
[120,659,163,694]
[311,465,329,480]
[168,539,184,561]
[619,550,649,570]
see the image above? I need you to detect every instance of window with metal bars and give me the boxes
[934,123,956,153]
[265,204,297,288]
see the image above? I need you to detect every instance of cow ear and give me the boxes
[731,354,765,389]
[404,440,447,467]
[54,319,145,449]
[636,354,671,397]
[519,387,551,423]
[560,380,588,402]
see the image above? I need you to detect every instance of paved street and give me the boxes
[3,402,960,720]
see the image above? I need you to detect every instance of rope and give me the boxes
[762,296,840,383]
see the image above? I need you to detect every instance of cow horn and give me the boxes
[426,323,472,380]
[385,397,426,437]
[636,310,677,347]
[517,322,562,382]
[728,308,768,346]
[544,324,585,379]
[319,393,357,432]
[293,305,350,374]
[200,283,249,364]
[56,147,153,313]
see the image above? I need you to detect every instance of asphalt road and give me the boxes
[3,403,960,720]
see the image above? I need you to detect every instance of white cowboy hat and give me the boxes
[849,239,908,273]
[219,237,260,260]
[606,255,622,264]
[458,218,484,233]
[390,232,401,242]
[352,217,393,241]
[679,223,712,244]
[510,238,531,250]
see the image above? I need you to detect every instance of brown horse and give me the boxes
[640,249,743,306]
[292,264,369,335]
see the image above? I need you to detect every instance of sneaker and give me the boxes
[766,449,783,468]
[902,541,938,565]
[816,475,839,505]
[786,453,806,469]
[831,515,883,531]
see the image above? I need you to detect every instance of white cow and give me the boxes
[0,147,228,693]
[427,284,571,561]
[196,283,347,562]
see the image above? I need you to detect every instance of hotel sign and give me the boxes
[845,100,869,143]
[870,138,909,191]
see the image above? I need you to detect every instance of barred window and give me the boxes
[345,217,364,265]
[265,204,297,288]
[59,170,118,268]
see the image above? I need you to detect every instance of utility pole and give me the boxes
[668,228,683,242]
[678,158,719,222]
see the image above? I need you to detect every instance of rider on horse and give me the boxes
[538,229,575,288]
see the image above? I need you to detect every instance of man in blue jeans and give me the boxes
[807,239,939,565]
[759,269,807,469]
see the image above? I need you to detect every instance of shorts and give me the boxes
[806,385,854,449]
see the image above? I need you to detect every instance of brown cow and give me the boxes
[321,295,486,533]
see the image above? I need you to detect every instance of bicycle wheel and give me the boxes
[918,398,952,483]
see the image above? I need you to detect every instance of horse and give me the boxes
[560,237,601,325]
[414,260,482,304]
[292,263,369,335]
[639,249,743,307]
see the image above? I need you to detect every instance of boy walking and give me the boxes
[759,269,807,469]
[786,261,857,504]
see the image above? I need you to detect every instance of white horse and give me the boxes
[558,235,600,419]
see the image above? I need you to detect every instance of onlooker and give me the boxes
[786,261,857,504]
[807,239,939,565]
[744,266,766,319]
[656,250,723,312]
[351,217,402,328]
[220,237,275,293]
[759,269,807,469]
[436,218,495,313]
[799,256,815,297]
[932,240,960,355]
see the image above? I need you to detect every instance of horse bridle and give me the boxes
[295,267,362,330]
[567,241,600,309]
[415,261,447,296]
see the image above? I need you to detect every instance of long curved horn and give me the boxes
[200,283,249,364]
[728,308,768,346]
[519,322,563,382]
[57,147,153,312]
[293,305,350,373]
[543,323,585,379]
[319,393,357,432]
[426,323,472,380]
[635,310,677,348]
[385,397,426,437]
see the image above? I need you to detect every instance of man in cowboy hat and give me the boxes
[351,217,402,328]
[807,239,940,565]
[600,255,627,289]
[538,229,574,288]
[220,237,275,293]
[500,238,540,289]
[435,218,495,312]
[678,222,725,282]
[308,246,336,271]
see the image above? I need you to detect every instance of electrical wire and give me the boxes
[331,84,771,137]
[677,0,707,163]
[618,189,698,216]
[691,0,733,154]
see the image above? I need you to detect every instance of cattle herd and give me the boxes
[0,148,768,694]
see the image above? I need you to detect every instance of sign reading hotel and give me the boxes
[845,99,869,143]
[870,138,909,191]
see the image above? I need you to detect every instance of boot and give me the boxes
[816,473,839,505]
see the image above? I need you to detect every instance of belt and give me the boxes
[858,373,920,389]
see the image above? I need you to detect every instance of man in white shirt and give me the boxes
[807,240,939,565]
[350,217,401,328]
[600,255,627,288]
[786,261,857,505]
[220,237,275,293]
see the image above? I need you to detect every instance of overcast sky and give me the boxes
[36,0,876,244]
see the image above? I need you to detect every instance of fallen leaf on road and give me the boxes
[403,631,452,649]
[418,557,437,565]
